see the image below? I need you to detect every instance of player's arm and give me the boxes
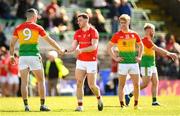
[65,40,78,53]
[107,42,123,62]
[79,39,98,53]
[10,36,18,56]
[153,44,177,60]
[10,36,18,64]
[137,41,144,59]
[43,35,64,55]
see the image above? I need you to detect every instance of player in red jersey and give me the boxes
[10,8,64,111]
[65,13,103,111]
[7,53,19,96]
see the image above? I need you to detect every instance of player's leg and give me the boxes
[86,61,103,111]
[117,63,128,108]
[32,69,50,111]
[20,68,30,111]
[125,67,151,106]
[130,74,140,109]
[7,76,13,96]
[87,72,103,111]
[47,79,53,96]
[75,68,86,111]
[14,77,19,96]
[118,75,127,108]
[31,56,50,111]
[129,63,141,109]
[0,77,7,96]
[151,67,160,106]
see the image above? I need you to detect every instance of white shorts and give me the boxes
[118,63,140,75]
[8,75,19,84]
[140,66,157,77]
[76,60,97,73]
[19,56,43,71]
[0,76,7,83]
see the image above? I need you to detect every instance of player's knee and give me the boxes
[133,83,140,89]
[76,80,83,87]
[89,84,97,90]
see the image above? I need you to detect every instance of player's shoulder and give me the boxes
[129,30,139,35]
[31,22,44,30]
[113,31,122,37]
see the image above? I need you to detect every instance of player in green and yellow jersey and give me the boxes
[10,8,65,111]
[125,23,177,106]
[107,14,144,109]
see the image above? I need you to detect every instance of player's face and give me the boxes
[77,17,87,28]
[120,20,129,30]
[146,28,155,37]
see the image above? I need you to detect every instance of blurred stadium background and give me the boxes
[0,0,179,97]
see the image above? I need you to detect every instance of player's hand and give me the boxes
[113,56,124,62]
[58,50,64,56]
[135,56,142,63]
[168,53,178,61]
[75,49,81,56]
[10,56,16,65]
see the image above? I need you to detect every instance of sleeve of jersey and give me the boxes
[144,39,154,48]
[91,29,99,39]
[134,33,141,43]
[110,34,118,43]
[39,26,47,37]
[74,31,78,40]
[13,28,18,38]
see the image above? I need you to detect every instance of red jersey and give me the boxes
[0,57,9,76]
[74,26,99,61]
[8,57,19,75]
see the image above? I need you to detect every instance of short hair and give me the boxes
[144,23,155,31]
[25,8,38,19]
[119,14,131,22]
[77,13,89,20]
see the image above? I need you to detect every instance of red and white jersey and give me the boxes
[0,57,9,76]
[74,26,99,61]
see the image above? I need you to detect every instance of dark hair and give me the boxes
[26,8,38,14]
[77,13,89,19]
[25,8,38,18]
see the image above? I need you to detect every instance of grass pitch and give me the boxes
[0,96,180,116]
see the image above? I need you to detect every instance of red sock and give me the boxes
[120,101,124,107]
[97,96,101,100]
[134,100,138,106]
[78,99,83,106]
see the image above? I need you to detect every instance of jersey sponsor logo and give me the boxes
[79,42,91,44]
[122,41,126,46]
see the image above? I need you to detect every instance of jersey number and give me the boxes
[23,28,32,40]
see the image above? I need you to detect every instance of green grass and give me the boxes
[0,96,180,116]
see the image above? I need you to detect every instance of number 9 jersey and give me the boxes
[13,22,47,56]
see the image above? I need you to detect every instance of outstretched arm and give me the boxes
[65,40,78,53]
[153,45,177,60]
[43,35,64,55]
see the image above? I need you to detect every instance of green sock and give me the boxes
[152,97,157,102]
[40,99,45,106]
[23,99,28,106]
